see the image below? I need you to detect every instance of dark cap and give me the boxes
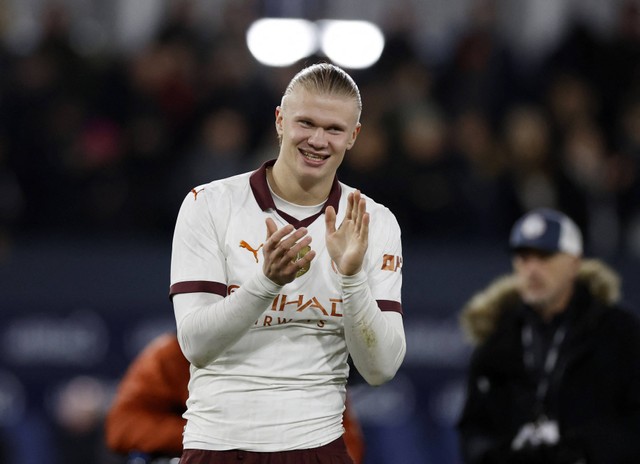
[509,208,583,256]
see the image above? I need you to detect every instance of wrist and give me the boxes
[250,271,284,296]
[339,268,367,287]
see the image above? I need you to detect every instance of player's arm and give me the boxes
[325,191,406,385]
[173,275,281,368]
[171,191,315,367]
[339,272,406,385]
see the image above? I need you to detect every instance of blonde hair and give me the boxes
[282,62,362,117]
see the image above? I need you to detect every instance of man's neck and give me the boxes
[538,305,566,323]
[537,288,575,323]
[268,162,332,206]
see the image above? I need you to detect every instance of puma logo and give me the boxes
[191,188,204,200]
[239,240,263,263]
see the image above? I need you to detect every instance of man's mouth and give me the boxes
[301,150,329,161]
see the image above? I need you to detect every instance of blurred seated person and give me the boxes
[105,333,365,464]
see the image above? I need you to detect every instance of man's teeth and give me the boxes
[303,152,326,160]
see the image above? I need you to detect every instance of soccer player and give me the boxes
[169,62,406,463]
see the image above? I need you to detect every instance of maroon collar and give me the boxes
[249,159,341,228]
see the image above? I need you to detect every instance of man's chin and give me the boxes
[521,292,547,308]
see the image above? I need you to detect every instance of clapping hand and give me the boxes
[325,190,369,276]
[263,218,316,285]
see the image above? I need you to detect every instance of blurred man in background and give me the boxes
[457,208,640,463]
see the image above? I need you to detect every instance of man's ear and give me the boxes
[275,106,283,135]
[347,123,362,150]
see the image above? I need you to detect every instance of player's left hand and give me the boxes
[325,190,369,276]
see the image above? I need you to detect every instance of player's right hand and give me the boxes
[262,218,316,285]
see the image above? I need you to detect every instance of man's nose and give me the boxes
[520,257,546,277]
[524,254,545,265]
[308,128,328,147]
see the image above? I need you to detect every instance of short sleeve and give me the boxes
[366,205,403,309]
[170,187,228,293]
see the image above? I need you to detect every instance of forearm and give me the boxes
[173,272,282,367]
[341,270,406,385]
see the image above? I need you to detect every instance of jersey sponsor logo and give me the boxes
[260,294,342,328]
[381,254,402,272]
[256,315,327,328]
[239,240,263,263]
[191,187,205,200]
[270,294,343,317]
[228,285,342,328]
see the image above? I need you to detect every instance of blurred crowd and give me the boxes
[1,2,640,462]
[1,0,640,259]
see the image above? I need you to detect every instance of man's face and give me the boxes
[275,87,361,183]
[512,249,581,313]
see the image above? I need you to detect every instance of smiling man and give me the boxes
[169,63,406,464]
[457,208,640,464]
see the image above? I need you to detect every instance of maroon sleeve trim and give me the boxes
[169,281,227,300]
[377,300,403,315]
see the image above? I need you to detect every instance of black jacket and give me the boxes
[457,259,640,464]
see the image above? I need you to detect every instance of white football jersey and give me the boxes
[170,160,403,451]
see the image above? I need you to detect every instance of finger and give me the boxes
[351,190,363,222]
[293,249,316,276]
[279,239,315,280]
[265,221,295,249]
[344,192,354,221]
[353,189,361,203]
[352,195,361,226]
[270,228,311,266]
[265,218,278,240]
[263,219,279,259]
[355,196,367,231]
[263,222,298,267]
[289,234,313,259]
[360,211,370,241]
[278,227,309,252]
[325,206,337,234]
[289,237,316,274]
[265,226,311,269]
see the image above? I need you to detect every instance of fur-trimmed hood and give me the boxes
[459,259,621,346]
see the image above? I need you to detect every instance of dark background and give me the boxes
[1,0,640,463]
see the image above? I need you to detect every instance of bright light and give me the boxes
[246,18,318,67]
[318,20,385,69]
[246,18,386,70]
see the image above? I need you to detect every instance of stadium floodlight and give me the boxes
[246,18,318,67]
[318,20,385,69]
